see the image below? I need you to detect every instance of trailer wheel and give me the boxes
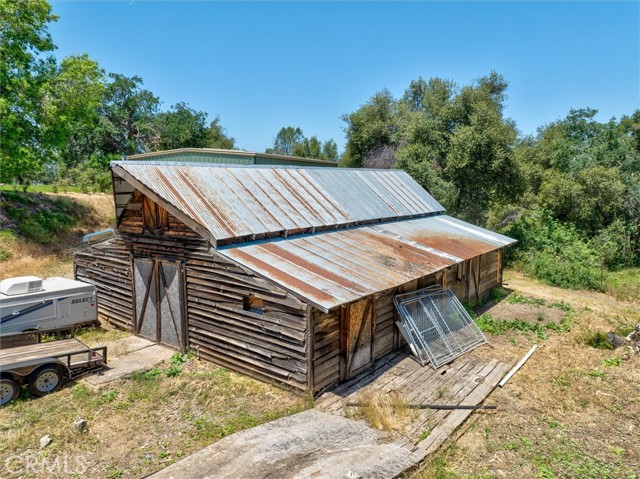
[0,378,20,406]
[28,367,63,397]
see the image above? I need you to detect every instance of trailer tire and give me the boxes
[28,367,63,397]
[0,378,20,406]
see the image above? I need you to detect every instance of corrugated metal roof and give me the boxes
[219,215,516,312]
[112,162,445,244]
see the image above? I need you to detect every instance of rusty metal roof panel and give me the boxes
[219,215,515,312]
[375,215,515,260]
[112,162,444,243]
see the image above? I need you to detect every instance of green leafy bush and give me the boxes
[584,332,614,350]
[502,209,603,290]
[165,365,183,378]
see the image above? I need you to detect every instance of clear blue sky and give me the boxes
[50,1,639,153]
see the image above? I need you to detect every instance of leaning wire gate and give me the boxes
[394,286,487,368]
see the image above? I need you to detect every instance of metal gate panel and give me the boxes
[394,286,486,368]
[134,258,158,341]
[158,261,183,349]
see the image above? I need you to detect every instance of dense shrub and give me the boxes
[502,209,603,290]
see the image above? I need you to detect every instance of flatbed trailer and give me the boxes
[0,331,107,406]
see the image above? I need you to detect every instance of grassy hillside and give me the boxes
[0,191,114,278]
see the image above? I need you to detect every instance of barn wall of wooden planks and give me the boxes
[75,190,504,395]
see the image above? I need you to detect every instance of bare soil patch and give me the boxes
[488,299,566,325]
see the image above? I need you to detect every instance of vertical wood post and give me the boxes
[339,304,348,382]
[306,305,315,393]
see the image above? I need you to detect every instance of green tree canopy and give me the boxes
[206,116,235,150]
[96,73,160,157]
[266,127,338,161]
[155,102,208,151]
[42,54,106,169]
[342,72,523,223]
[0,0,57,184]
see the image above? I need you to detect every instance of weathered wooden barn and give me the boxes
[74,161,514,394]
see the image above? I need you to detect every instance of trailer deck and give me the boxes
[0,338,105,372]
[0,331,107,405]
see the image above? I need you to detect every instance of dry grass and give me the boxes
[409,269,640,479]
[0,192,113,279]
[351,390,417,433]
[0,356,311,479]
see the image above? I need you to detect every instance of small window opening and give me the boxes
[142,196,169,230]
[457,262,465,281]
[243,295,265,315]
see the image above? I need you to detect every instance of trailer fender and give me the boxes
[0,358,71,381]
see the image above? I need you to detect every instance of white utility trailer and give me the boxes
[0,277,98,335]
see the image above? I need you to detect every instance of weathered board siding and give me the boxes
[185,250,310,392]
[373,290,395,361]
[468,250,501,304]
[74,235,134,330]
[309,251,503,393]
[312,309,341,393]
[118,189,200,239]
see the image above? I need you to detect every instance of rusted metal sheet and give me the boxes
[375,215,515,261]
[111,162,445,243]
[219,215,515,312]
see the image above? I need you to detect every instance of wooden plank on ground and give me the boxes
[414,362,509,458]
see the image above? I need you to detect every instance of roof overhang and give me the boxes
[218,215,516,313]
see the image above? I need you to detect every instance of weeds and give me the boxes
[165,365,183,378]
[548,301,574,312]
[75,326,128,344]
[605,268,640,302]
[163,352,193,377]
[476,313,549,339]
[101,390,118,403]
[583,332,615,350]
[353,390,416,432]
[132,367,162,381]
[106,468,124,479]
[508,291,546,307]
[0,246,12,262]
[601,358,622,367]
[491,287,509,303]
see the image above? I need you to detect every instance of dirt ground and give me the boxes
[411,270,640,479]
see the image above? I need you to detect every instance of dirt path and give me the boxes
[505,270,639,317]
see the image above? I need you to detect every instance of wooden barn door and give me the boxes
[342,297,375,379]
[134,258,185,350]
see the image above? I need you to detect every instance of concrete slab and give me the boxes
[83,337,174,388]
[149,410,421,479]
